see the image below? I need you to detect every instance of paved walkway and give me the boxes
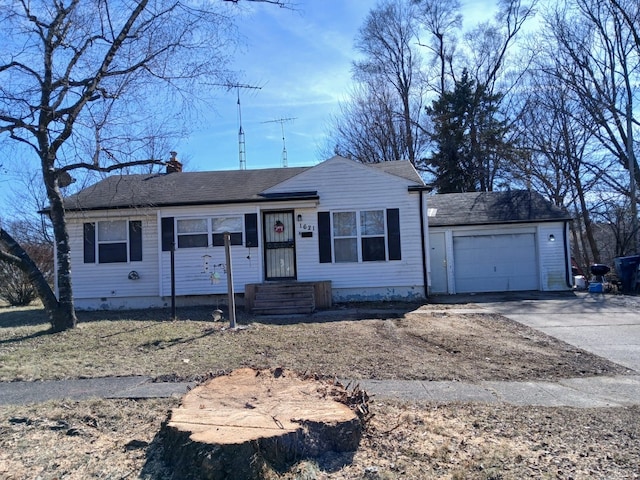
[1,373,639,408]
[357,375,640,407]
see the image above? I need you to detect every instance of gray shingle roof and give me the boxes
[426,190,572,226]
[63,167,311,211]
[63,159,424,211]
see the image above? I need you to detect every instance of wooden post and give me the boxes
[224,232,236,329]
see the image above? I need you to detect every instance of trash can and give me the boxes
[613,255,640,293]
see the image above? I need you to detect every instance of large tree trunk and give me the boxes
[161,368,363,479]
[46,190,77,332]
[40,155,78,332]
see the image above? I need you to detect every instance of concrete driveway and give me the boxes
[474,291,640,373]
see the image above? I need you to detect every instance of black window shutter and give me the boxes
[129,221,142,261]
[387,208,401,261]
[83,223,96,263]
[318,211,332,263]
[161,217,175,251]
[244,213,258,247]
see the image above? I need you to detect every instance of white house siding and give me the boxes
[264,157,428,301]
[66,210,161,309]
[65,158,428,308]
[158,204,262,298]
[429,223,571,295]
[536,222,571,291]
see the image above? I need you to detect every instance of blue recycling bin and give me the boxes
[614,255,640,293]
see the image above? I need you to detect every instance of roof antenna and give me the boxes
[227,83,262,170]
[213,82,262,169]
[261,117,296,168]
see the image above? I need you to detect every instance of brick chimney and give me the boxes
[166,151,183,173]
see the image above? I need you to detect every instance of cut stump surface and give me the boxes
[162,368,362,479]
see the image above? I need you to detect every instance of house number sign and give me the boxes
[298,223,315,231]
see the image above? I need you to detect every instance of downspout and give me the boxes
[564,220,572,288]
[419,189,428,298]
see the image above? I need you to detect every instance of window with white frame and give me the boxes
[332,210,386,262]
[212,216,243,246]
[162,214,256,251]
[176,218,208,248]
[360,210,386,261]
[174,216,244,249]
[83,220,142,263]
[332,211,358,262]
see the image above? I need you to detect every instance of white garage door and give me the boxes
[453,233,538,293]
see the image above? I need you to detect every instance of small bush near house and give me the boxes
[0,262,38,306]
[0,221,53,307]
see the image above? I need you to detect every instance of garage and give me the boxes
[426,191,573,295]
[453,233,538,293]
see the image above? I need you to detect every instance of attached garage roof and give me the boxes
[427,190,572,227]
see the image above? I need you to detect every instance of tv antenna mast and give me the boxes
[261,117,297,167]
[217,83,262,170]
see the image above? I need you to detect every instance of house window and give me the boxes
[333,212,358,262]
[83,220,142,263]
[360,210,386,261]
[332,210,386,263]
[177,218,208,248]
[212,216,243,246]
[318,208,401,264]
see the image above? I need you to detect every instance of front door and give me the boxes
[263,211,296,280]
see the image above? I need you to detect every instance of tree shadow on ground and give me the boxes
[0,306,50,328]
[1,301,425,333]
[0,328,52,345]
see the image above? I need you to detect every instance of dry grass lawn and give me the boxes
[0,303,629,382]
[1,301,638,479]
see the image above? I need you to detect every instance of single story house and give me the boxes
[61,156,431,310]
[58,156,573,310]
[426,190,573,294]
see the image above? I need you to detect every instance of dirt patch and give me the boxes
[1,398,638,479]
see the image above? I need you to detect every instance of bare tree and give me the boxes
[328,79,423,164]
[0,0,286,332]
[541,0,640,250]
[413,0,462,95]
[514,69,609,269]
[349,0,426,167]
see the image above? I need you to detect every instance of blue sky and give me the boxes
[0,0,498,215]
[180,1,375,172]
[178,0,498,172]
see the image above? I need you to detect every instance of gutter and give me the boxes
[409,185,431,299]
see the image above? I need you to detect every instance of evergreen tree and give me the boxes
[425,70,511,193]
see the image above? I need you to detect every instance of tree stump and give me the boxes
[161,368,362,479]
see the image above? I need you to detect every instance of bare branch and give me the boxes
[58,158,165,174]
